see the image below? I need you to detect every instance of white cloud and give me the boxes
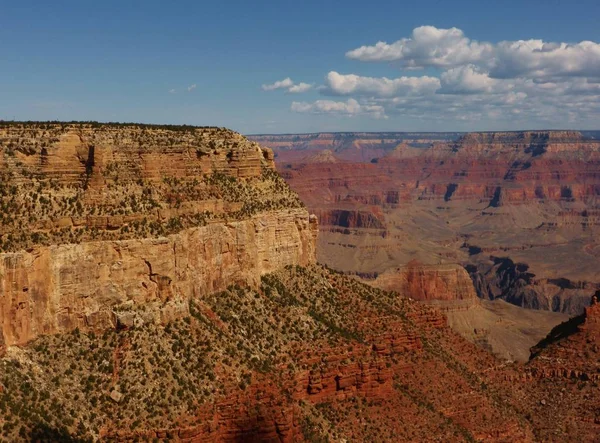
[346,26,492,68]
[439,65,498,94]
[291,98,387,119]
[288,82,313,93]
[347,25,600,80]
[169,89,176,94]
[270,26,600,128]
[262,77,294,91]
[490,39,600,79]
[187,84,197,92]
[324,71,440,97]
[262,78,312,93]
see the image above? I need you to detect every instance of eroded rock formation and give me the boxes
[0,123,317,347]
[372,260,478,303]
[1,124,599,442]
[0,208,316,347]
[272,130,600,316]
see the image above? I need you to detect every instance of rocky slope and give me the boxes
[492,293,600,441]
[0,264,537,442]
[366,260,569,362]
[3,263,599,441]
[0,122,317,350]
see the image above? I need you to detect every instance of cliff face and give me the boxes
[1,125,598,442]
[0,123,317,348]
[281,130,600,215]
[0,208,316,347]
[386,130,600,204]
[372,261,477,303]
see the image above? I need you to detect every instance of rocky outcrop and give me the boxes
[466,257,596,314]
[0,123,317,348]
[530,293,600,365]
[300,149,341,164]
[101,384,302,442]
[373,261,477,303]
[314,208,386,230]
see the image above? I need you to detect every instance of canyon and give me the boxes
[0,123,598,441]
[249,130,600,360]
[263,131,600,313]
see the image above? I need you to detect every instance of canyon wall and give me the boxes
[1,264,538,442]
[272,131,600,316]
[0,208,316,347]
[0,123,317,348]
[0,125,598,441]
[250,131,460,163]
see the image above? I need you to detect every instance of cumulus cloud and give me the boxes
[262,78,312,93]
[169,89,176,94]
[324,71,440,97]
[439,65,499,94]
[262,77,294,91]
[291,98,387,119]
[490,39,600,79]
[187,84,197,92]
[347,25,600,80]
[271,26,600,127]
[288,82,313,93]
[346,26,492,68]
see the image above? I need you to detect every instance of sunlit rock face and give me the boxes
[0,123,317,346]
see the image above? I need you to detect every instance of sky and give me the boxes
[1,0,599,134]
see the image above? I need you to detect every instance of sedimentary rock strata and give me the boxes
[0,123,316,347]
[0,208,316,347]
[372,261,478,302]
[273,131,600,316]
[0,124,599,442]
[0,265,536,442]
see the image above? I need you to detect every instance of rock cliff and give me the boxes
[372,260,478,302]
[0,123,317,348]
[0,264,534,442]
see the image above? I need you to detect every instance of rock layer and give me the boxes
[372,261,478,302]
[0,123,317,348]
[0,208,317,347]
[272,130,600,315]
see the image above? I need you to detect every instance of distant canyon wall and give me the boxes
[281,131,600,211]
[270,131,600,315]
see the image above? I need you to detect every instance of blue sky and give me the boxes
[1,0,599,133]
